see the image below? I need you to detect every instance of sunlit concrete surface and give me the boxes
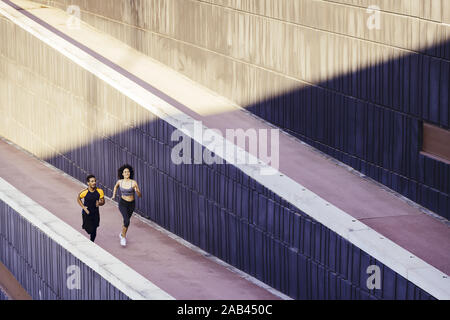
[32,0,450,107]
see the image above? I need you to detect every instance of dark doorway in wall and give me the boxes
[421,122,450,165]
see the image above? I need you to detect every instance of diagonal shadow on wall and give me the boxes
[34,36,449,300]
[241,39,450,220]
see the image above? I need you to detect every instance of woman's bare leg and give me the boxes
[121,226,128,238]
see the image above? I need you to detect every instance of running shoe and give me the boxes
[119,233,126,247]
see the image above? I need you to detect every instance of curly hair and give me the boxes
[86,174,96,182]
[118,164,134,180]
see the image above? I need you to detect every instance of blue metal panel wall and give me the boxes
[44,115,436,300]
[0,288,9,300]
[247,41,450,220]
[0,201,129,300]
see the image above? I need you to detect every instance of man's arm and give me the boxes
[77,190,90,214]
[96,189,105,207]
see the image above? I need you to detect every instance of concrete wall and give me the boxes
[30,0,450,219]
[32,0,450,107]
[0,11,440,299]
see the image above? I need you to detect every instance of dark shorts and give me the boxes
[119,198,135,228]
[82,209,100,234]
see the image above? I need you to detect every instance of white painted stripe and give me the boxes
[0,177,174,300]
[0,1,449,299]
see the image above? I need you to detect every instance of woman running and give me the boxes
[112,164,142,247]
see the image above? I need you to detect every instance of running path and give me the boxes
[0,138,283,300]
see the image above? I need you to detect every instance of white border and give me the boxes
[0,1,448,299]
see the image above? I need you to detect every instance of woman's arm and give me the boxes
[133,181,142,198]
[112,180,120,199]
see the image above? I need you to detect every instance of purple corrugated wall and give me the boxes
[0,200,129,300]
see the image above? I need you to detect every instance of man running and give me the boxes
[77,175,105,242]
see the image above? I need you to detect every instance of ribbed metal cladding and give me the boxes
[0,201,129,300]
